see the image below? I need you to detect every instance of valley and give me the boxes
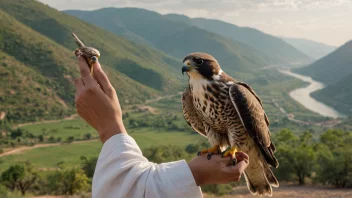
[279,69,345,118]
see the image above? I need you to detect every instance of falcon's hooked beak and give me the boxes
[182,60,195,75]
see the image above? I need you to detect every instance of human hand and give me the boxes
[74,57,126,143]
[188,151,249,186]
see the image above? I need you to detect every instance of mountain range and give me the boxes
[295,41,352,85]
[64,8,283,76]
[164,14,312,64]
[282,37,336,60]
[295,41,352,115]
[1,0,348,124]
[65,9,314,67]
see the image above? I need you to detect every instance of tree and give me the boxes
[0,119,11,131]
[1,162,38,195]
[83,133,91,140]
[9,128,24,139]
[273,129,316,184]
[129,119,139,128]
[66,136,74,143]
[316,130,352,188]
[38,135,44,142]
[80,156,98,178]
[144,145,190,163]
[48,136,56,143]
[47,167,90,195]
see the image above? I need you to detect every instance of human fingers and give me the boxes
[74,77,84,90]
[222,160,249,182]
[78,57,96,87]
[92,62,115,98]
[235,152,249,163]
[78,56,91,77]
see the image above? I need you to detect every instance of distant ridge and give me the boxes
[295,40,352,85]
[64,7,280,76]
[282,37,336,59]
[165,14,313,64]
[295,40,352,116]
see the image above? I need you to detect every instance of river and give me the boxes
[278,69,345,118]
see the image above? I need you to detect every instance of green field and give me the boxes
[0,127,203,170]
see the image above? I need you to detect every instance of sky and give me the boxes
[38,0,352,47]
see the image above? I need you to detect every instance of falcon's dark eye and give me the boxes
[91,56,97,62]
[194,58,203,65]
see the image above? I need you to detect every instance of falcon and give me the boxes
[181,52,279,196]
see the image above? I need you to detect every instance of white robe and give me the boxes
[92,134,203,198]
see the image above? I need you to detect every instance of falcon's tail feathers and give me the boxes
[263,161,279,187]
[244,159,279,196]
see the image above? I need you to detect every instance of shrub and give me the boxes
[47,167,90,195]
[83,133,91,140]
[66,136,74,143]
[202,184,233,196]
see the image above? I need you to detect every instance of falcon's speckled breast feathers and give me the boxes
[181,52,279,196]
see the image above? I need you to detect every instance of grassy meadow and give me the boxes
[0,119,203,170]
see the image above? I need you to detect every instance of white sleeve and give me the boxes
[92,133,203,198]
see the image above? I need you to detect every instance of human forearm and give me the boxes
[93,134,202,198]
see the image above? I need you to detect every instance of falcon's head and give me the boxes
[182,52,222,80]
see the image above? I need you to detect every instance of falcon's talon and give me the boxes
[197,145,220,157]
[207,153,213,160]
[232,158,237,166]
[222,146,238,158]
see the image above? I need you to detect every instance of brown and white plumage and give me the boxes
[181,52,279,196]
[72,33,100,73]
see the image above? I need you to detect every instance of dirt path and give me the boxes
[31,186,352,198]
[0,139,98,158]
[204,185,352,198]
[15,114,79,128]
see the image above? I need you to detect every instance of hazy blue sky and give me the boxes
[39,0,352,46]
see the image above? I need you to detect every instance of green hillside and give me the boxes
[295,40,352,85]
[0,0,197,124]
[312,73,352,116]
[282,37,336,60]
[64,8,278,75]
[0,0,182,92]
[0,50,71,123]
[165,14,312,64]
[0,9,157,123]
[295,40,352,116]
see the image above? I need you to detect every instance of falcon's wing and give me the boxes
[229,82,278,168]
[182,88,206,137]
